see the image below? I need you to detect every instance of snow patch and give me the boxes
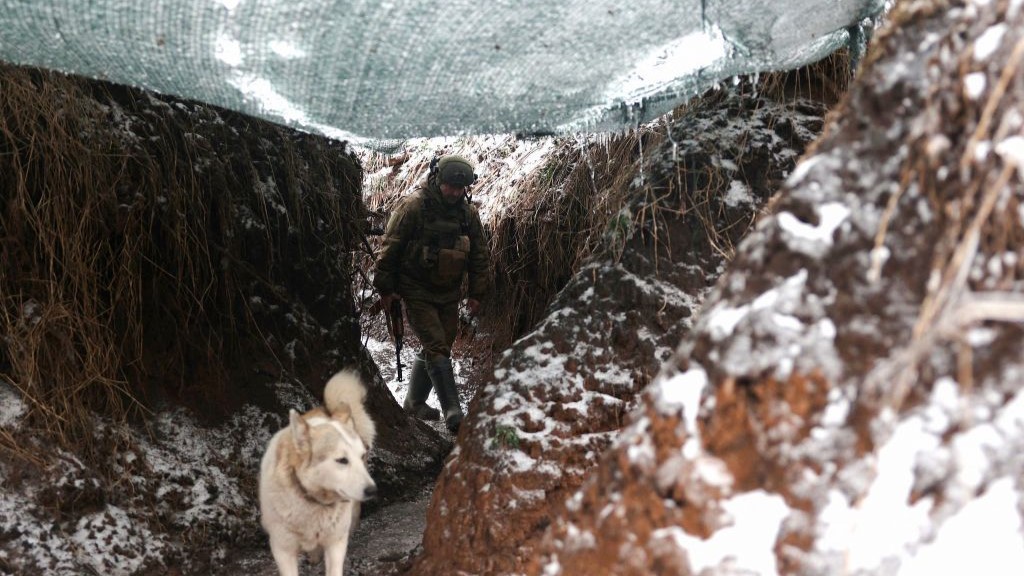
[655,490,790,576]
[269,40,305,59]
[604,27,728,104]
[995,135,1024,171]
[820,386,850,427]
[0,383,26,428]
[654,368,707,436]
[707,302,750,341]
[818,415,937,571]
[868,245,891,283]
[973,24,1006,62]
[901,478,1024,576]
[777,202,850,257]
[72,506,165,576]
[724,180,753,207]
[922,378,959,434]
[215,34,243,67]
[963,72,986,100]
[966,326,998,347]
[786,155,820,186]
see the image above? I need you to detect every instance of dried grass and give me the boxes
[855,29,1024,409]
[655,49,854,262]
[756,49,853,107]
[0,64,362,453]
[1,69,147,447]
[485,130,657,345]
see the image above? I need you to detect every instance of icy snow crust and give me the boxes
[537,1,1024,574]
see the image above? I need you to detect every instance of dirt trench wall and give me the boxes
[0,64,452,574]
[0,62,451,476]
[0,64,367,435]
[530,1,1024,574]
[411,86,833,575]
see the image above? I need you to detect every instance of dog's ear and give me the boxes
[289,409,311,452]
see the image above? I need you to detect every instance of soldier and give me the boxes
[373,154,491,434]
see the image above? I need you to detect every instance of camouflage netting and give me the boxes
[0,0,883,141]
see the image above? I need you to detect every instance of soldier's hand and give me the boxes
[466,298,481,316]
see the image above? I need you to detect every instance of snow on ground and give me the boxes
[0,384,24,428]
[0,380,281,573]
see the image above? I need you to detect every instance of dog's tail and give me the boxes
[324,370,376,450]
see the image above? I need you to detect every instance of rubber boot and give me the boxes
[402,357,441,421]
[426,357,464,434]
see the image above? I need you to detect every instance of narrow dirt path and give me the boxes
[220,464,436,576]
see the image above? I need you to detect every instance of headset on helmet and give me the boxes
[430,155,477,188]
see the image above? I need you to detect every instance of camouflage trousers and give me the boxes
[403,298,459,361]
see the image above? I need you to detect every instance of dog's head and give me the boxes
[288,406,377,505]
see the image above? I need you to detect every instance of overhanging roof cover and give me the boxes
[0,1,883,142]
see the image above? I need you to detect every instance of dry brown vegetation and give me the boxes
[0,64,364,454]
[484,130,657,344]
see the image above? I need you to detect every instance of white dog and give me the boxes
[259,370,378,576]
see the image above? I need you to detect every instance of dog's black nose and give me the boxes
[364,484,378,499]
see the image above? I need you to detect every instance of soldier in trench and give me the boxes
[373,154,491,434]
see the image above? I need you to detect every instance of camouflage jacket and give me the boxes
[373,180,491,304]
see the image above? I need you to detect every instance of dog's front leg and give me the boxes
[269,540,301,576]
[323,539,350,576]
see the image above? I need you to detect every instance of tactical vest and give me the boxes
[412,195,472,288]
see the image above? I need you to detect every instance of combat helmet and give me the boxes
[432,154,477,188]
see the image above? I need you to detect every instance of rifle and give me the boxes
[383,298,406,381]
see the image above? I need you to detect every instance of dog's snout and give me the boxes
[364,484,378,499]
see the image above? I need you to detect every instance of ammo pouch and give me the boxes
[423,234,469,285]
[416,196,473,287]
